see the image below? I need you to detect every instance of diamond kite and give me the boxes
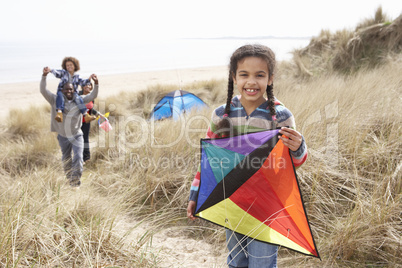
[195,129,320,258]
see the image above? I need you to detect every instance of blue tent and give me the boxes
[150,90,207,120]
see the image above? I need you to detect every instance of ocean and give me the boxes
[0,38,310,84]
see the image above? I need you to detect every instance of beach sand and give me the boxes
[0,65,228,120]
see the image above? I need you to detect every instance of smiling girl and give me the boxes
[187,44,308,268]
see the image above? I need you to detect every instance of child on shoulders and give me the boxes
[49,56,95,123]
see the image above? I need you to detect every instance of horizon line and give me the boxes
[182,35,312,40]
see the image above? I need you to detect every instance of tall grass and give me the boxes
[275,61,401,267]
[291,8,401,76]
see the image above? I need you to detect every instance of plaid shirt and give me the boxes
[51,69,90,93]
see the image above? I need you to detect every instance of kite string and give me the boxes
[221,157,294,263]
[242,206,294,259]
[227,198,259,264]
[229,205,295,263]
[222,160,250,261]
[221,160,228,224]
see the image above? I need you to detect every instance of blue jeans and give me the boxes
[56,91,87,114]
[226,229,278,268]
[57,134,84,185]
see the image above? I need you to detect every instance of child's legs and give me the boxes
[226,229,248,268]
[247,239,278,268]
[225,229,278,268]
[56,91,65,111]
[74,93,87,114]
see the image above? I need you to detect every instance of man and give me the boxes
[40,67,99,187]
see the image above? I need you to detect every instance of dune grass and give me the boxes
[290,7,401,77]
[1,8,401,267]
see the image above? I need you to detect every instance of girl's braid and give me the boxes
[224,75,234,116]
[266,84,277,120]
[216,74,235,137]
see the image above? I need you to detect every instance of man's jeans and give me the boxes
[226,229,278,268]
[57,134,84,185]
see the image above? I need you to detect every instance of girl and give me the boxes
[186,44,308,268]
[49,57,95,123]
[79,82,100,163]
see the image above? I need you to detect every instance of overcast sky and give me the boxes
[0,0,400,42]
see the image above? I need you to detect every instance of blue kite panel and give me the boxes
[203,141,246,185]
[197,148,219,211]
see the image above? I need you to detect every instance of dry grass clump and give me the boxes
[1,107,59,177]
[5,106,50,140]
[355,6,393,30]
[291,7,401,76]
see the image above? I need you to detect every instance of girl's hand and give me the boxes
[278,127,302,151]
[91,74,98,84]
[187,201,197,221]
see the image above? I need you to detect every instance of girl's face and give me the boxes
[233,56,273,107]
[65,61,76,74]
[82,84,93,95]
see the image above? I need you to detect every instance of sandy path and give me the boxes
[0,66,228,120]
[150,227,227,267]
[113,216,227,267]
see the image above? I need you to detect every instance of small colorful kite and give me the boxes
[195,129,320,258]
[97,112,112,132]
